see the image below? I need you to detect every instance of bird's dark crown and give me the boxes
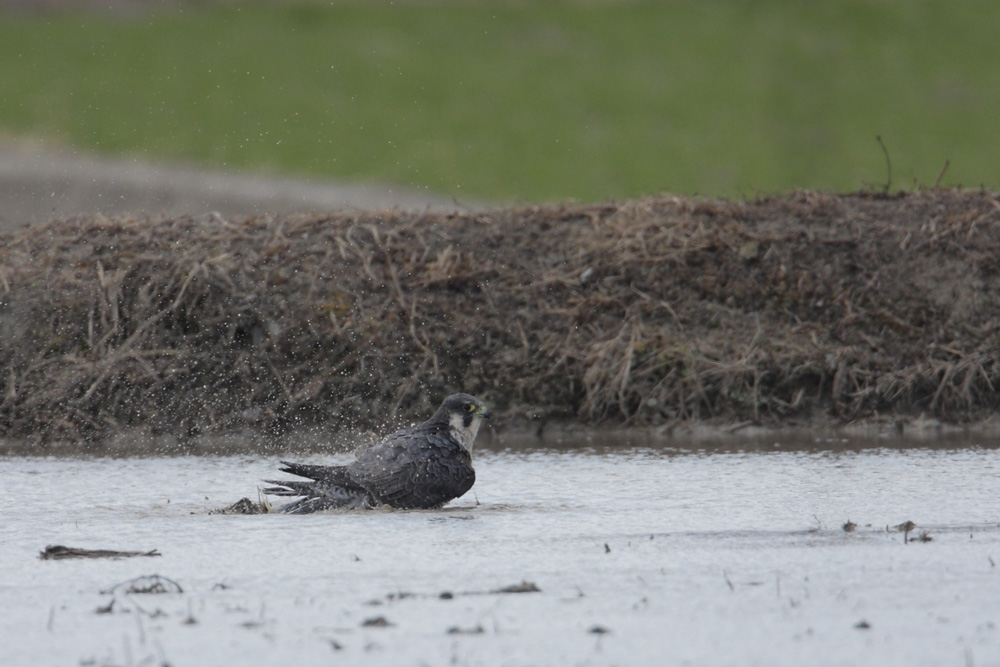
[428,393,490,425]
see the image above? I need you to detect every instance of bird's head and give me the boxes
[433,393,491,453]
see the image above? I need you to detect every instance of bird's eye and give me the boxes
[463,403,476,412]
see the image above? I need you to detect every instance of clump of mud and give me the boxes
[39,545,161,560]
[2,190,999,445]
[211,497,268,515]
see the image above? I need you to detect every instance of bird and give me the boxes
[263,393,490,513]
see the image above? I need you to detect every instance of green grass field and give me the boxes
[1,1,997,203]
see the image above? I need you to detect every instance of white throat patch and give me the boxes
[448,412,482,454]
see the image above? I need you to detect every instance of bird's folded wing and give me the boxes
[354,453,475,509]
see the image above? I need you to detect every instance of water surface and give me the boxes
[2,435,998,666]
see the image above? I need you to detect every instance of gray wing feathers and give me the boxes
[352,431,475,509]
[263,427,475,512]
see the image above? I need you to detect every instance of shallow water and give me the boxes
[2,436,999,666]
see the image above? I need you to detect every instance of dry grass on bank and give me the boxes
[2,189,1000,442]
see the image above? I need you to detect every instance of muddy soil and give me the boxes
[2,173,999,447]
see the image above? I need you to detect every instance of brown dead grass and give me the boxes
[2,189,1000,443]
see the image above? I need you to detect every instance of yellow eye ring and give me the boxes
[463,403,476,412]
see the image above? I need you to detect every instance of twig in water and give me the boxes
[893,520,917,544]
[101,574,183,595]
[40,545,161,560]
[184,600,198,625]
[492,581,541,594]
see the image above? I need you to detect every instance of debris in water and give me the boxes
[447,624,485,635]
[361,616,393,627]
[914,531,933,543]
[855,619,871,630]
[211,498,267,515]
[183,601,198,625]
[842,520,857,532]
[893,520,917,543]
[588,625,612,634]
[372,581,540,602]
[385,591,416,601]
[40,545,160,560]
[491,581,541,594]
[101,575,183,595]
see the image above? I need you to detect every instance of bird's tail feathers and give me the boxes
[263,461,372,512]
[262,480,314,497]
[266,484,374,513]
[278,497,345,514]
[277,461,351,483]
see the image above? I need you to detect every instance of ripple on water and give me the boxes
[1,438,999,666]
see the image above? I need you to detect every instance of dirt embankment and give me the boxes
[2,189,1000,444]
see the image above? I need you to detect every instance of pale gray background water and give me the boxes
[2,436,999,666]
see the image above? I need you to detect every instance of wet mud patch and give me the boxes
[210,497,269,515]
[39,545,161,560]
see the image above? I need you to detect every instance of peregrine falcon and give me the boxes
[263,393,490,513]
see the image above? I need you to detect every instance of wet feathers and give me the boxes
[263,393,488,513]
